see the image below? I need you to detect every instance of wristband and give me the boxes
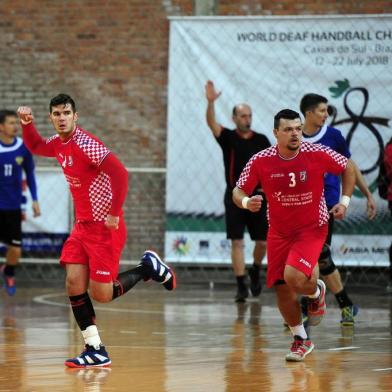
[242,197,250,209]
[340,195,350,208]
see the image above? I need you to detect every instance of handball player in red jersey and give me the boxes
[233,109,355,362]
[17,94,176,368]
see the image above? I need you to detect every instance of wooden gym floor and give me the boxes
[0,283,391,392]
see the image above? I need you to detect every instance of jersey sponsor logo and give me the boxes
[15,156,24,165]
[272,191,282,201]
[299,257,311,269]
[59,153,73,168]
[64,174,81,188]
[59,153,66,168]
[271,173,284,178]
[96,270,110,276]
[300,170,307,182]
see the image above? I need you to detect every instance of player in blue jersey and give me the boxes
[0,110,41,295]
[300,94,376,326]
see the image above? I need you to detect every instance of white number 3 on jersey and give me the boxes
[288,172,296,187]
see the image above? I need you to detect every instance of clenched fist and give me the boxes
[247,195,263,212]
[17,106,34,125]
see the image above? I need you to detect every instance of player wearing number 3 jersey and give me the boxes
[233,109,355,362]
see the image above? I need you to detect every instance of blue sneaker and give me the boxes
[1,265,16,296]
[64,345,111,368]
[140,250,177,291]
[340,305,359,327]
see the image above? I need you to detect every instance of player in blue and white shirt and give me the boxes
[0,110,41,295]
[300,94,376,326]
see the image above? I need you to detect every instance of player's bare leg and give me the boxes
[275,284,302,327]
[284,265,326,326]
[323,269,343,292]
[319,244,358,326]
[275,283,314,362]
[232,239,246,275]
[323,270,358,326]
[6,245,20,266]
[284,265,318,295]
[231,239,248,302]
[64,264,111,368]
[64,251,176,368]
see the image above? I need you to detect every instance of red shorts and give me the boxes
[266,225,328,288]
[60,219,127,283]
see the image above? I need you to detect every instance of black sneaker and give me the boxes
[248,265,262,297]
[235,285,249,303]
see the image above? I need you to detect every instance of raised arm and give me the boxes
[350,159,376,220]
[17,106,56,157]
[205,80,223,138]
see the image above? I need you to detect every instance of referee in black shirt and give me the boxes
[205,80,270,302]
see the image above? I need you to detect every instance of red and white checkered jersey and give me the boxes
[236,142,348,234]
[46,127,112,222]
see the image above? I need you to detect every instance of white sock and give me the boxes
[289,324,308,340]
[308,286,320,299]
[82,325,102,350]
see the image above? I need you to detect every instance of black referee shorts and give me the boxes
[224,190,268,241]
[0,209,22,247]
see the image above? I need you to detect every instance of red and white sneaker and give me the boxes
[307,279,326,326]
[285,336,314,362]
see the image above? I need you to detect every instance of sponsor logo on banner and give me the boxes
[173,236,190,255]
[199,240,209,255]
[220,239,231,254]
[339,244,388,255]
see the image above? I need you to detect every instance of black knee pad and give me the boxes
[318,244,336,276]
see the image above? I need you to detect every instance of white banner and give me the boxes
[23,169,70,233]
[165,15,392,265]
[22,169,70,254]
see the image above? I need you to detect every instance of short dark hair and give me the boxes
[274,109,301,129]
[49,93,76,113]
[299,93,328,116]
[0,110,17,124]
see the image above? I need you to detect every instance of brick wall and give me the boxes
[0,1,390,260]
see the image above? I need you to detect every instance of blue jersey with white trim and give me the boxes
[302,125,351,208]
[0,137,38,210]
